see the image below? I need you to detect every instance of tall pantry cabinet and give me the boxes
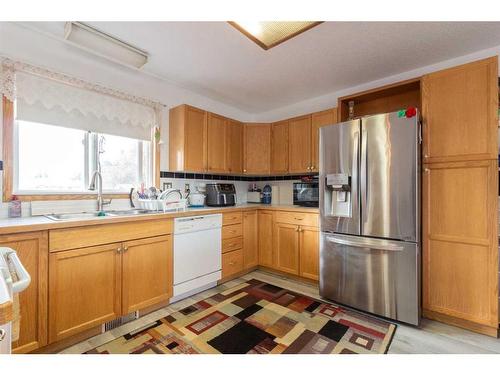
[421,56,499,336]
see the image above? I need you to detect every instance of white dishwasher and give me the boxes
[172,214,222,302]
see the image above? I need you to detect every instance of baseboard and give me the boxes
[423,309,499,338]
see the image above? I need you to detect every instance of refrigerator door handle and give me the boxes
[325,235,404,252]
[360,126,368,217]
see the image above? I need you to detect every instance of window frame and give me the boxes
[2,96,160,202]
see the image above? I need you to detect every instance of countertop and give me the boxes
[0,203,319,235]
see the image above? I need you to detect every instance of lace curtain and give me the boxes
[1,58,163,141]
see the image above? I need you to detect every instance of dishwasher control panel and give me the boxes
[174,213,222,234]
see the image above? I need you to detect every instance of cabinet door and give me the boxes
[299,226,319,281]
[422,160,498,329]
[122,235,173,314]
[273,222,300,275]
[185,105,207,172]
[244,123,271,174]
[207,113,227,173]
[422,57,498,163]
[226,119,243,173]
[243,210,258,269]
[271,120,289,174]
[311,108,337,172]
[0,231,48,353]
[48,243,122,343]
[258,210,274,267]
[288,115,312,173]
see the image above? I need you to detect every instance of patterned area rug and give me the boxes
[86,279,396,354]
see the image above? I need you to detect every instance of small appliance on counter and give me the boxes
[247,191,261,203]
[206,183,236,207]
[188,185,206,207]
[293,179,319,207]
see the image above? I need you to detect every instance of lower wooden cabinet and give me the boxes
[258,210,274,267]
[273,223,300,275]
[48,235,173,343]
[121,235,173,314]
[422,160,498,333]
[242,210,258,269]
[299,226,319,281]
[0,231,48,353]
[222,249,244,278]
[48,243,122,343]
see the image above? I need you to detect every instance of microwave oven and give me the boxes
[293,182,319,207]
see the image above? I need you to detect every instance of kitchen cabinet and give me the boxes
[121,235,172,314]
[169,104,207,172]
[422,160,498,334]
[243,123,271,174]
[299,226,319,281]
[207,112,227,173]
[48,243,122,343]
[226,119,243,173]
[0,231,48,353]
[311,108,337,173]
[49,234,173,343]
[243,210,258,269]
[271,120,289,174]
[221,212,244,279]
[421,57,497,164]
[273,222,300,275]
[288,115,312,173]
[258,210,274,267]
[222,249,244,279]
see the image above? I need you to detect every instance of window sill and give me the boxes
[7,193,129,202]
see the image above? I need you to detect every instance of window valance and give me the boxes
[1,58,163,141]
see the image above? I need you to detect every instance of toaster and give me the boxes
[205,183,236,207]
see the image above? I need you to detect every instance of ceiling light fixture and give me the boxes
[64,22,149,68]
[228,21,322,50]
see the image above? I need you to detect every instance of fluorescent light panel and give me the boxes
[229,21,322,50]
[64,22,148,68]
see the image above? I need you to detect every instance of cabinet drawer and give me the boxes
[223,211,242,226]
[222,236,243,253]
[275,211,318,227]
[222,223,243,239]
[222,249,243,278]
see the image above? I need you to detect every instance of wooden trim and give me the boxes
[2,96,14,202]
[152,126,161,188]
[0,300,13,325]
[227,22,323,51]
[338,77,421,103]
[423,309,499,338]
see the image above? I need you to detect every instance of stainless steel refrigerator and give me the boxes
[319,110,420,326]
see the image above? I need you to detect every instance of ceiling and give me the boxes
[14,22,500,113]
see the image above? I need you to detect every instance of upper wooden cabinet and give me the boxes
[226,119,243,174]
[243,123,271,174]
[288,115,312,173]
[311,109,337,173]
[169,104,207,172]
[207,112,227,173]
[0,231,48,353]
[271,120,289,174]
[422,57,498,163]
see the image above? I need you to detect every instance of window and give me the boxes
[14,120,152,194]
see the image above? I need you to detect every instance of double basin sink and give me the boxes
[44,209,158,221]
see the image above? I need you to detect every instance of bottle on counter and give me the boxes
[262,185,272,204]
[8,195,22,218]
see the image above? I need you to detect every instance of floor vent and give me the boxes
[102,311,139,333]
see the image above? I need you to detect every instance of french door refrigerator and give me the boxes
[319,110,420,326]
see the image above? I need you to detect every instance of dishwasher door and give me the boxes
[320,233,420,325]
[173,227,222,286]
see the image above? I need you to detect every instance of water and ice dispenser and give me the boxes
[324,173,351,217]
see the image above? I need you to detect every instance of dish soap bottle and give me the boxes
[8,195,22,218]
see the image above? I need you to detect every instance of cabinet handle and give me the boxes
[116,246,122,253]
[294,217,304,220]
[243,169,247,173]
[123,246,129,252]
[229,261,235,266]
[424,168,430,173]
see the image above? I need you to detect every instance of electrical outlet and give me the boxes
[184,183,190,193]
[163,182,172,190]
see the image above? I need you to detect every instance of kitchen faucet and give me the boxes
[88,170,112,212]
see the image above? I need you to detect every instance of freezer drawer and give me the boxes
[319,233,420,325]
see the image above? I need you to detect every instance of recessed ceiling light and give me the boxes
[229,21,322,50]
[64,22,149,68]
